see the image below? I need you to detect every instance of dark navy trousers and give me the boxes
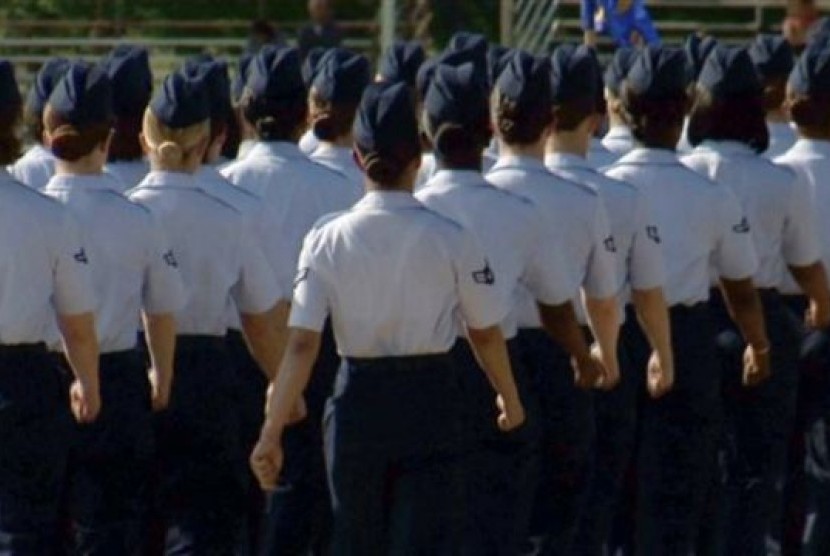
[259,323,338,556]
[323,349,466,556]
[518,328,595,556]
[68,349,155,556]
[0,344,72,555]
[454,338,541,556]
[636,303,721,556]
[156,336,247,555]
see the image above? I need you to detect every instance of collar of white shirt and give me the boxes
[614,147,681,166]
[784,138,830,159]
[490,154,549,173]
[354,190,421,211]
[605,125,633,141]
[44,172,122,192]
[695,140,756,157]
[544,152,593,170]
[246,141,306,161]
[430,168,488,188]
[138,170,202,190]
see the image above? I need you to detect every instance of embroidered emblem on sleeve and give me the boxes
[472,260,496,285]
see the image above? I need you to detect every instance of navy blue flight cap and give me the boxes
[698,46,762,98]
[604,47,638,96]
[424,62,488,128]
[232,52,253,102]
[789,39,830,95]
[627,46,689,100]
[302,47,327,87]
[378,40,426,87]
[312,51,371,104]
[246,45,305,101]
[494,50,553,110]
[550,43,601,104]
[48,62,113,126]
[748,35,794,80]
[0,61,21,108]
[487,44,512,88]
[684,34,718,81]
[809,17,830,44]
[354,81,419,154]
[447,32,489,58]
[27,57,71,115]
[101,45,152,117]
[181,59,232,121]
[416,49,483,100]
[150,71,210,129]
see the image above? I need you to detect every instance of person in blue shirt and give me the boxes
[582,0,660,48]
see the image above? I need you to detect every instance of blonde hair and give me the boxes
[142,108,209,169]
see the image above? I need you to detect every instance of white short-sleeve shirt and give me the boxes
[298,129,321,156]
[605,148,758,306]
[602,125,635,156]
[129,171,280,336]
[417,169,573,339]
[105,160,151,193]
[9,144,56,190]
[309,143,365,203]
[290,190,507,357]
[44,173,185,352]
[682,141,819,290]
[588,138,619,169]
[765,122,797,161]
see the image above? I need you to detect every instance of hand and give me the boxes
[572,354,605,390]
[149,369,172,412]
[806,301,830,330]
[496,395,526,432]
[743,343,771,387]
[646,351,674,399]
[250,433,284,491]
[70,380,100,424]
[592,343,621,391]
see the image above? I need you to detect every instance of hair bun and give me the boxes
[312,111,337,142]
[363,152,399,184]
[157,141,184,166]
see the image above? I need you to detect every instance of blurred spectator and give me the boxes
[298,0,343,58]
[783,0,820,53]
[582,0,660,47]
[247,19,286,53]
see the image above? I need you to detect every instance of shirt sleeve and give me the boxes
[453,228,509,330]
[288,230,330,332]
[231,225,281,315]
[52,212,96,316]
[628,192,666,290]
[582,199,620,299]
[522,211,574,306]
[782,171,821,267]
[141,215,187,315]
[712,187,758,280]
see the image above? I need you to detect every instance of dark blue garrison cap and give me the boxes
[487,44,512,88]
[550,43,601,103]
[627,46,689,100]
[749,35,794,80]
[27,57,71,114]
[181,59,232,120]
[604,47,638,96]
[424,63,488,128]
[232,52,253,102]
[101,45,152,117]
[150,71,210,129]
[0,61,21,108]
[302,47,327,87]
[698,46,762,98]
[448,32,489,58]
[378,40,426,87]
[416,49,485,100]
[312,51,372,104]
[48,62,113,126]
[789,39,830,95]
[494,50,553,110]
[354,81,419,153]
[684,34,719,81]
[246,45,305,101]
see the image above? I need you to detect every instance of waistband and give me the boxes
[176,334,227,351]
[669,301,708,316]
[0,342,48,357]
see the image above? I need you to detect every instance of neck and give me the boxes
[55,158,103,176]
[767,109,789,124]
[547,131,590,158]
[498,138,546,160]
[364,182,412,194]
[331,133,353,148]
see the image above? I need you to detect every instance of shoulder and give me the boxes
[0,173,64,213]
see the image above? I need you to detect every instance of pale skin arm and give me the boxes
[143,312,176,412]
[719,278,771,387]
[58,312,101,423]
[240,300,291,381]
[631,287,675,398]
[584,292,621,390]
[789,262,830,329]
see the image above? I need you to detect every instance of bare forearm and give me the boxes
[632,287,673,365]
[584,294,620,367]
[538,301,592,362]
[467,325,520,407]
[58,312,100,390]
[142,312,176,386]
[720,278,769,348]
[241,301,289,380]
[790,262,830,311]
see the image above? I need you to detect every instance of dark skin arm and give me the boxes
[719,277,771,387]
[538,300,608,389]
[789,261,830,329]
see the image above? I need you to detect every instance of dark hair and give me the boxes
[491,89,552,145]
[308,91,358,142]
[621,84,688,149]
[355,139,420,185]
[241,91,307,142]
[552,97,597,132]
[108,114,143,161]
[425,118,490,169]
[787,91,830,137]
[43,106,111,162]
[24,106,44,146]
[761,76,788,114]
[0,103,22,165]
[687,87,769,153]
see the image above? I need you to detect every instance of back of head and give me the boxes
[310,49,372,142]
[684,34,719,83]
[487,45,512,90]
[787,38,830,132]
[25,57,70,144]
[302,46,328,88]
[353,81,421,185]
[749,34,795,114]
[44,61,114,162]
[181,58,233,134]
[492,50,553,145]
[102,45,153,162]
[604,47,638,99]
[378,40,426,88]
[145,72,210,169]
[550,43,602,131]
[0,60,22,165]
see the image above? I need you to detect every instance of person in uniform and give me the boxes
[485,50,622,555]
[774,38,830,554]
[749,35,798,159]
[101,45,153,191]
[603,45,771,555]
[543,44,675,556]
[678,34,718,153]
[250,79,526,556]
[307,48,372,198]
[376,40,426,89]
[298,47,328,156]
[129,72,286,554]
[483,44,512,172]
[416,61,606,555]
[0,59,101,554]
[231,52,257,162]
[682,45,830,555]
[10,57,69,189]
[40,61,185,554]
[582,0,660,47]
[602,47,638,155]
[222,45,355,555]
